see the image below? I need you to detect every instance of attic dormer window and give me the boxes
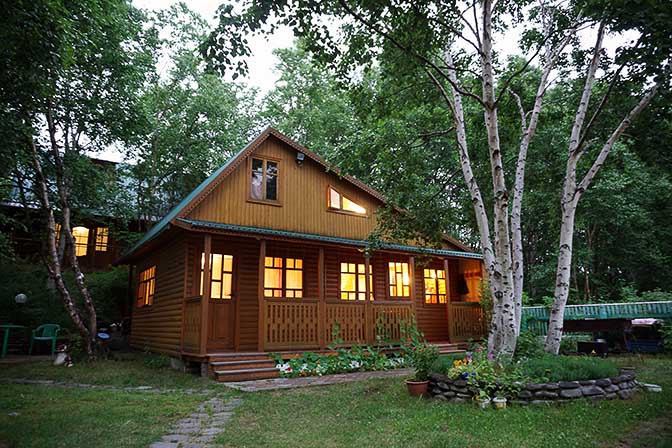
[328,186,367,215]
[250,157,279,202]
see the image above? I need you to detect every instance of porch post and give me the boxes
[444,258,453,342]
[200,234,212,355]
[257,239,266,352]
[318,247,326,349]
[365,255,372,345]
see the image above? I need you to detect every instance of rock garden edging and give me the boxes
[428,371,640,405]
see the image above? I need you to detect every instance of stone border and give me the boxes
[428,372,639,405]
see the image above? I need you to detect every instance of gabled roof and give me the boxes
[117,126,475,263]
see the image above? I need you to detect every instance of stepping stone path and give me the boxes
[150,396,242,448]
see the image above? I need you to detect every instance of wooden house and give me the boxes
[117,128,486,381]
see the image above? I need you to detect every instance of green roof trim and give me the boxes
[177,218,483,260]
[121,136,257,258]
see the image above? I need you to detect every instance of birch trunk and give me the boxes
[545,25,662,353]
[30,139,95,357]
[481,0,517,357]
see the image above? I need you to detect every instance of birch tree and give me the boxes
[2,0,156,358]
[544,22,669,352]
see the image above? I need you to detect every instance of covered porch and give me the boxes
[179,227,486,358]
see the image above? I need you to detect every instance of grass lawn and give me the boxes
[1,352,671,447]
[0,385,206,448]
[0,351,214,390]
[215,355,672,448]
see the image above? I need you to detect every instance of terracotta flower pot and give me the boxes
[405,379,429,396]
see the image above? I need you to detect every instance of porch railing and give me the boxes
[263,300,414,350]
[448,302,487,342]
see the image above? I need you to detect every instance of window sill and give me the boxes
[247,198,283,207]
[327,208,369,218]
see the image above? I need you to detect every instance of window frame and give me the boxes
[72,226,90,257]
[338,261,373,302]
[200,253,234,300]
[263,256,304,299]
[247,155,282,206]
[136,265,156,308]
[95,227,109,252]
[326,185,368,217]
[423,267,447,305]
[387,261,412,300]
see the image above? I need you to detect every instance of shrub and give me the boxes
[520,354,618,382]
[431,353,466,373]
[400,318,438,381]
[514,331,544,359]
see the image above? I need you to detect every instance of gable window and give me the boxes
[264,257,303,298]
[95,227,108,252]
[424,268,447,304]
[388,262,411,298]
[339,262,373,301]
[250,157,279,202]
[201,253,233,299]
[72,226,90,257]
[328,186,366,215]
[136,266,156,308]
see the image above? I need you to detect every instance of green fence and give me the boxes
[522,301,672,335]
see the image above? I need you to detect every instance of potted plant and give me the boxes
[405,342,439,396]
[492,394,507,410]
[474,390,491,409]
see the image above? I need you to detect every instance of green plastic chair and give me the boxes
[29,324,61,355]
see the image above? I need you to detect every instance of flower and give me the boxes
[487,352,494,360]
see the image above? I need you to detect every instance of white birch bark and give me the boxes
[480,0,517,357]
[544,25,662,353]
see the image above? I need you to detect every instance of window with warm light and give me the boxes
[264,257,303,298]
[339,262,373,301]
[72,226,89,256]
[424,268,447,304]
[201,253,233,299]
[328,186,367,215]
[136,266,156,307]
[250,157,279,202]
[388,262,411,298]
[95,227,108,252]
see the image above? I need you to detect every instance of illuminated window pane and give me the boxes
[223,255,233,272]
[136,266,156,307]
[264,268,282,289]
[329,187,340,208]
[342,196,366,214]
[211,281,222,299]
[95,227,108,252]
[388,262,410,298]
[286,270,302,290]
[222,273,232,299]
[72,226,89,257]
[211,254,223,281]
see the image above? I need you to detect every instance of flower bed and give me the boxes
[272,348,408,378]
[428,371,639,404]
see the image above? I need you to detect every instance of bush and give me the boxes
[515,331,544,359]
[520,354,619,382]
[431,353,467,373]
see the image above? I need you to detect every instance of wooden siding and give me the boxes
[187,137,383,240]
[130,236,186,355]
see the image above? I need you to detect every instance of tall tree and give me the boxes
[0,0,156,357]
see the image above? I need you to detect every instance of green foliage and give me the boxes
[0,260,128,330]
[447,345,525,399]
[520,355,619,382]
[400,318,439,381]
[142,352,172,370]
[662,322,672,353]
[514,331,545,359]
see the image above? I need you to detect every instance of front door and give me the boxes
[204,253,236,350]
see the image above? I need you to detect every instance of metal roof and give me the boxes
[177,218,483,260]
